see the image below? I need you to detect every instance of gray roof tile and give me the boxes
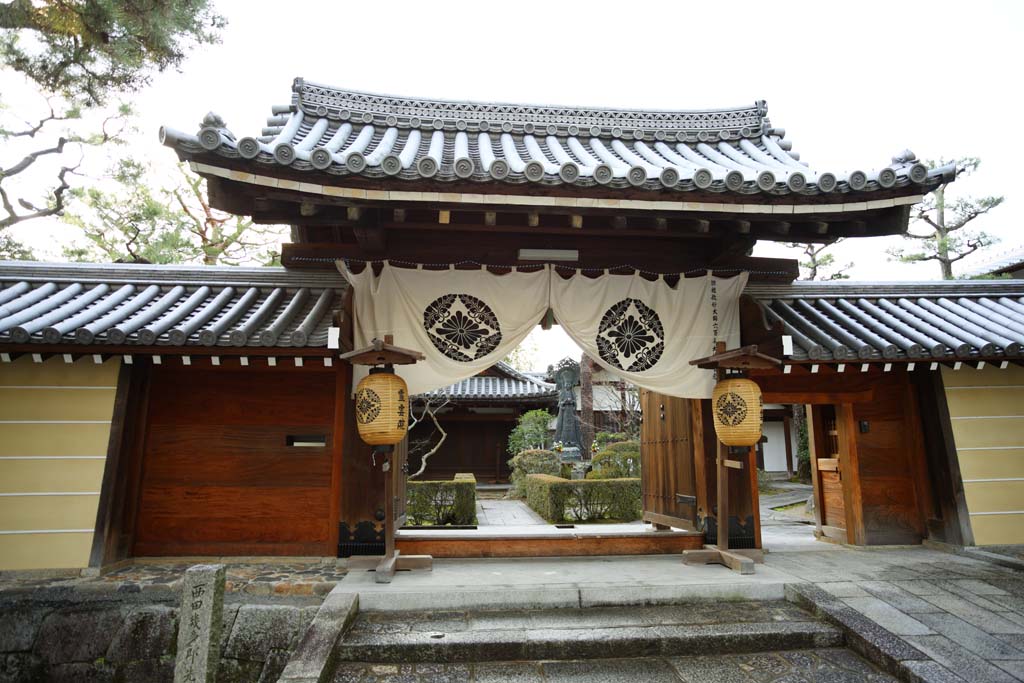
[0,261,345,348]
[417,362,556,402]
[748,280,1024,362]
[160,79,951,198]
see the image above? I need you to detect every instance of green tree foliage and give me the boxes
[63,159,284,265]
[587,440,641,479]
[508,449,560,497]
[593,431,629,448]
[507,408,553,456]
[0,0,224,255]
[0,0,223,106]
[787,240,852,280]
[889,158,1005,279]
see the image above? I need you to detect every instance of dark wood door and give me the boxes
[640,390,698,530]
[133,367,337,557]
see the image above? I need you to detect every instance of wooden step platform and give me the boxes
[396,525,704,558]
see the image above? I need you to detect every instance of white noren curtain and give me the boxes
[339,261,551,395]
[549,270,748,398]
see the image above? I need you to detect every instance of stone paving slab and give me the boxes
[336,555,794,612]
[475,498,547,526]
[328,648,897,682]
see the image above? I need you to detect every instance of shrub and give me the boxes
[588,440,641,479]
[406,473,477,525]
[508,448,560,496]
[507,409,554,455]
[524,473,641,523]
[594,431,629,447]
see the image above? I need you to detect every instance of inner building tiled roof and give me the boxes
[416,362,556,403]
[160,78,953,198]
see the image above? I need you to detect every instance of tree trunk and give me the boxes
[935,185,953,280]
[579,354,594,454]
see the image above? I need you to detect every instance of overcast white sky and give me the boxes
[5,0,1024,369]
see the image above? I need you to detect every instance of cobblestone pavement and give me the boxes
[330,648,897,682]
[0,560,347,597]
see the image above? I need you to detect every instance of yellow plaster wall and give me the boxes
[0,356,119,570]
[943,365,1024,545]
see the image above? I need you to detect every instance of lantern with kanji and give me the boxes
[711,377,763,447]
[354,367,408,446]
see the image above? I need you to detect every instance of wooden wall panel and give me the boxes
[850,373,929,545]
[146,370,334,426]
[133,367,336,557]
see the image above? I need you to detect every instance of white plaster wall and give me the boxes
[761,421,794,473]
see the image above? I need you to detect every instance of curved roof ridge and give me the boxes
[493,360,554,387]
[0,260,347,289]
[294,78,769,134]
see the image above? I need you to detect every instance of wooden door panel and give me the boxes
[640,390,697,529]
[134,367,336,556]
[820,472,845,529]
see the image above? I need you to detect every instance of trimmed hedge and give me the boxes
[588,440,641,479]
[508,449,560,496]
[524,473,641,523]
[407,473,477,525]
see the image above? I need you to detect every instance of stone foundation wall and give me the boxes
[0,590,318,683]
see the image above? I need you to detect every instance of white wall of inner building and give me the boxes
[762,420,797,473]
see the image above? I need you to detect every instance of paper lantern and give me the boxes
[711,377,763,447]
[354,367,409,446]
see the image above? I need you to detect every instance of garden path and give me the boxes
[475,498,547,526]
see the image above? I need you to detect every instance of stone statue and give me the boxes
[552,361,583,459]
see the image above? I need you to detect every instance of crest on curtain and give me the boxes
[550,270,748,399]
[423,294,502,361]
[597,298,665,372]
[339,261,551,395]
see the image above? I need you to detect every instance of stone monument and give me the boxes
[174,563,226,683]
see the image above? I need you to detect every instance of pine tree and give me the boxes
[889,158,1004,279]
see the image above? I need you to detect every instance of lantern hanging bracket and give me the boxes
[689,344,781,372]
[340,335,425,367]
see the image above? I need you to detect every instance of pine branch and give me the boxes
[2,136,68,177]
[0,162,77,228]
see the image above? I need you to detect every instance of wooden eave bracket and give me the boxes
[690,344,782,370]
[339,336,425,366]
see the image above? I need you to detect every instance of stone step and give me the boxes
[329,649,899,683]
[333,601,843,664]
